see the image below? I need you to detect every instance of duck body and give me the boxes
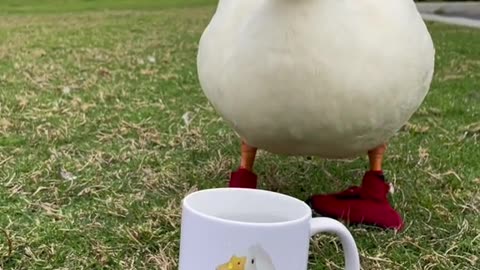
[198,0,435,158]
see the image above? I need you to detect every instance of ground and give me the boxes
[0,1,479,269]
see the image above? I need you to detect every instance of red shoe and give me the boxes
[321,186,362,199]
[229,168,257,189]
[306,171,404,230]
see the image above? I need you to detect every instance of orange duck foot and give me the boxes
[306,171,404,231]
[229,168,258,189]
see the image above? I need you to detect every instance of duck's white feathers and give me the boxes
[198,0,435,158]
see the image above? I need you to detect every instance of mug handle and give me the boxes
[310,217,360,270]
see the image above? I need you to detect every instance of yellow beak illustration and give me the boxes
[216,256,246,270]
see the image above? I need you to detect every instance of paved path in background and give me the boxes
[417,2,480,29]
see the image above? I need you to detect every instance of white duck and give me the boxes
[197,0,435,230]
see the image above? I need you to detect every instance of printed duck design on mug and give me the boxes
[216,244,276,270]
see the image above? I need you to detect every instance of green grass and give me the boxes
[0,0,216,14]
[0,1,479,269]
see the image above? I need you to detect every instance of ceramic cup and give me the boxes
[178,188,360,270]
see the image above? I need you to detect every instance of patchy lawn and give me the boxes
[0,2,479,269]
[0,0,216,14]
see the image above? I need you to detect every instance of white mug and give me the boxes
[178,188,360,270]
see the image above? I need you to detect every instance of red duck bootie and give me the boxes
[229,168,258,189]
[306,171,404,231]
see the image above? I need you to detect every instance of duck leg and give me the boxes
[229,141,258,189]
[306,143,404,230]
[368,143,386,172]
